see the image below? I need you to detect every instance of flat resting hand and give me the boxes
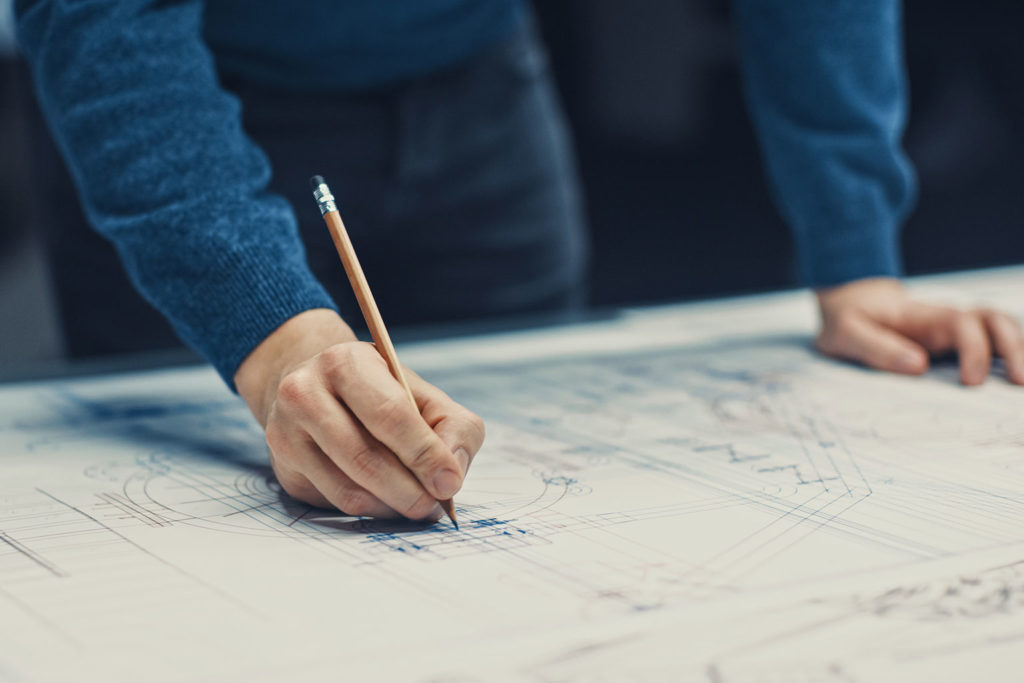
[815,277,1024,386]
[234,309,485,520]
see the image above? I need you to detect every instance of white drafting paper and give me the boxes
[1,268,1024,682]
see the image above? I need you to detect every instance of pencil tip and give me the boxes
[439,498,458,529]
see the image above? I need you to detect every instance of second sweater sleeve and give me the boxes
[731,0,918,287]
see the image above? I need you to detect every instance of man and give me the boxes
[15,0,1024,521]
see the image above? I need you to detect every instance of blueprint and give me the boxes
[2,268,1024,682]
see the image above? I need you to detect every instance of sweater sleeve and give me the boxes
[15,0,337,388]
[731,0,917,287]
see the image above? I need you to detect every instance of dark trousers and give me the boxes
[33,23,588,358]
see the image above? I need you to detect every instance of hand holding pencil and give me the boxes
[232,181,484,525]
[312,175,461,526]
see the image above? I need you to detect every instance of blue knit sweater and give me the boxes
[14,0,915,387]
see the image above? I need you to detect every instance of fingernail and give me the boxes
[454,447,470,475]
[433,469,462,499]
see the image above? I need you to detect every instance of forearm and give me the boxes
[16,0,335,387]
[731,0,917,286]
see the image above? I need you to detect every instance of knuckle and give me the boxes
[319,343,388,392]
[407,435,444,471]
[343,498,373,517]
[370,393,414,434]
[276,371,312,409]
[329,486,361,515]
[318,344,359,382]
[278,473,314,502]
[330,485,371,516]
[466,411,486,441]
[357,342,389,367]
[345,442,383,483]
[402,491,437,520]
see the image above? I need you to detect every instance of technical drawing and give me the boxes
[3,304,1024,681]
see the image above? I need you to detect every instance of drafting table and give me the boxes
[2,267,1024,682]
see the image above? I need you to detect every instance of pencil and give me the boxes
[310,175,458,529]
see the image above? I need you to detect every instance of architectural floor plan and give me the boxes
[2,269,1023,681]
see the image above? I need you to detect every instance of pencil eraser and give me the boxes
[310,175,326,190]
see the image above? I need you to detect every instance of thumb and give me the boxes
[818,313,929,375]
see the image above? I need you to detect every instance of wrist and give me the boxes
[234,308,357,425]
[815,276,903,311]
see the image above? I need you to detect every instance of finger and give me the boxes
[268,447,332,509]
[887,303,959,353]
[268,421,400,516]
[407,370,486,475]
[272,367,441,520]
[953,311,991,386]
[297,396,442,520]
[982,310,1024,385]
[817,313,929,375]
[320,344,464,501]
[299,444,406,519]
[307,427,438,519]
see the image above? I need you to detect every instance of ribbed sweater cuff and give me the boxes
[796,220,902,288]
[186,245,337,391]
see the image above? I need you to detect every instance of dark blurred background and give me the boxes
[2,0,1023,367]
